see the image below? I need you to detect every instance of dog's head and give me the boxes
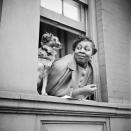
[38,45,57,62]
[38,33,62,66]
[40,32,62,50]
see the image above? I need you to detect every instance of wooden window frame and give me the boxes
[40,0,103,102]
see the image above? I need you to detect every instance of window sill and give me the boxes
[0,91,130,118]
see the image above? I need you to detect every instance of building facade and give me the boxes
[0,0,131,131]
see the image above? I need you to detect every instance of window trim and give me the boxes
[40,16,83,35]
[74,0,88,5]
[87,0,102,102]
[40,7,85,33]
[0,0,3,22]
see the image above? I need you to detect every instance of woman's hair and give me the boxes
[72,36,97,55]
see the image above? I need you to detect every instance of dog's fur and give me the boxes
[37,33,62,95]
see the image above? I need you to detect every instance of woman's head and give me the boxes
[73,36,97,68]
[72,36,97,55]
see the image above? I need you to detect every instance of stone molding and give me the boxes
[0,91,131,118]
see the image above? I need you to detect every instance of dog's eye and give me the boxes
[42,48,48,52]
[47,52,52,56]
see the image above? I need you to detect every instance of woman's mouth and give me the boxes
[77,53,86,58]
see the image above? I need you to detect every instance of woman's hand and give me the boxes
[72,84,97,99]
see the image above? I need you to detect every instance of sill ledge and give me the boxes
[0,91,131,118]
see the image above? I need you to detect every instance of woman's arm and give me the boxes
[72,84,97,100]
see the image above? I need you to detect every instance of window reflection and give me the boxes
[41,0,81,21]
[63,1,80,21]
[41,0,62,14]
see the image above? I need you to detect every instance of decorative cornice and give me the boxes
[0,92,131,118]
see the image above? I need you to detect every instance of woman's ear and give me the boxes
[92,48,97,55]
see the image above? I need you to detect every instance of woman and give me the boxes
[46,36,98,100]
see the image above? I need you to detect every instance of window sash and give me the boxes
[40,7,85,33]
[40,0,87,33]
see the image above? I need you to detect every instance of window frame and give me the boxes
[40,0,103,102]
[0,0,3,22]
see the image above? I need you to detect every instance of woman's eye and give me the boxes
[76,46,82,50]
[85,47,91,51]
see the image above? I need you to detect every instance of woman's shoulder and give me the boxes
[54,54,73,67]
[49,54,73,76]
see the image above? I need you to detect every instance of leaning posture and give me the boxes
[46,36,97,100]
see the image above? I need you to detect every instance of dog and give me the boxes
[37,33,62,95]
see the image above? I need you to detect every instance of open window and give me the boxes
[39,0,101,101]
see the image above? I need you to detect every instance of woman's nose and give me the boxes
[79,48,85,53]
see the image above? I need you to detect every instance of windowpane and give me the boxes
[41,0,62,14]
[63,0,80,21]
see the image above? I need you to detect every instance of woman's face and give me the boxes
[74,41,93,66]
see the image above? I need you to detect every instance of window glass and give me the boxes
[41,0,62,14]
[41,0,81,21]
[63,0,80,21]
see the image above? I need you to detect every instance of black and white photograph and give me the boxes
[0,0,131,131]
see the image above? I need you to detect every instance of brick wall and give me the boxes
[97,0,131,103]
